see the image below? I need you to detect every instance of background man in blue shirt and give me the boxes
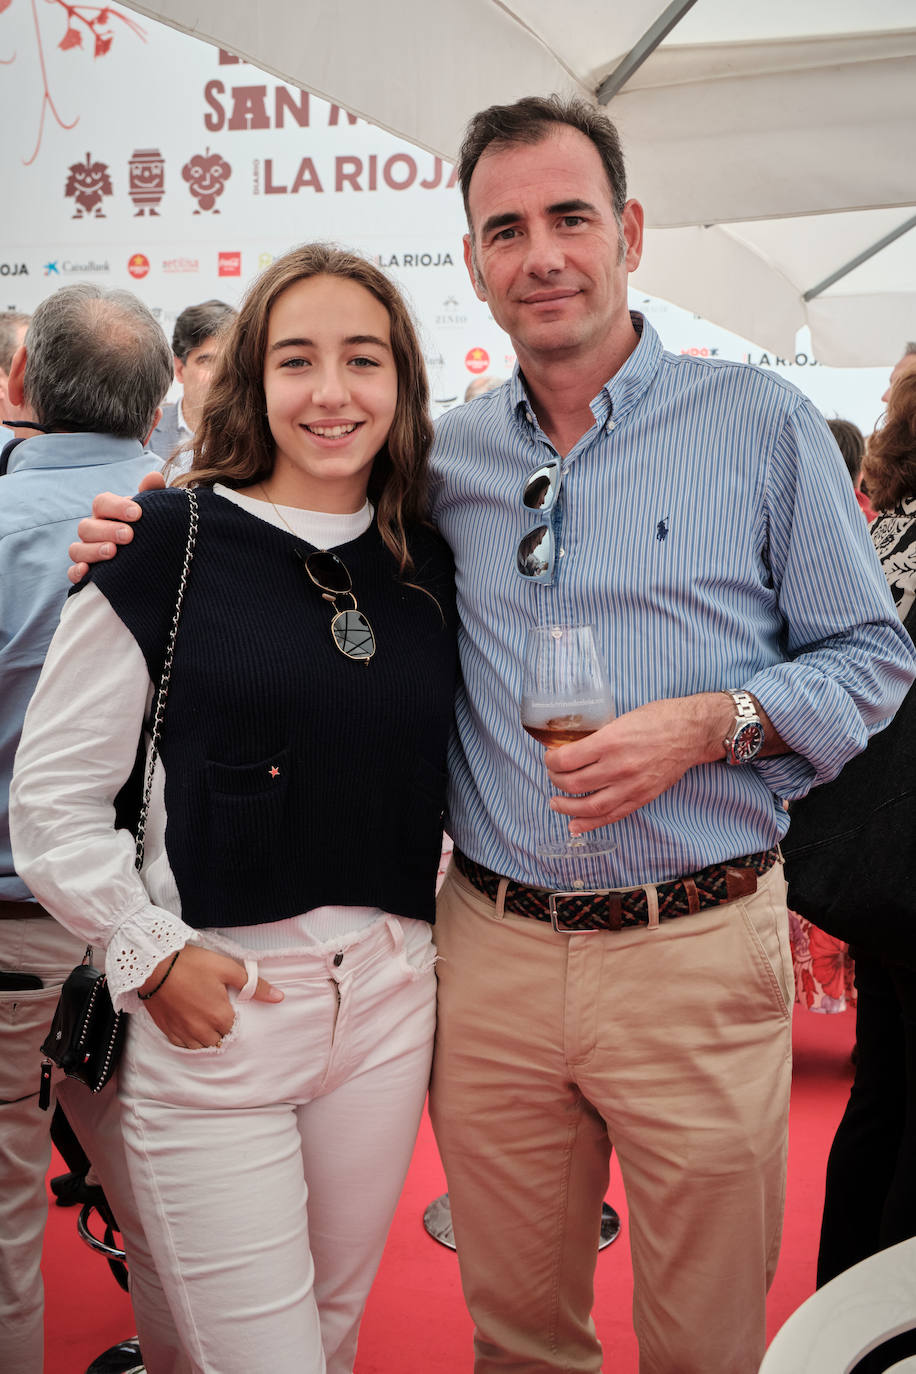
[147,298,236,469]
[0,285,187,1374]
[67,97,915,1374]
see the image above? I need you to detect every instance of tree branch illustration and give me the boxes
[6,0,148,164]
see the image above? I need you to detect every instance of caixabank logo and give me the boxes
[43,259,109,277]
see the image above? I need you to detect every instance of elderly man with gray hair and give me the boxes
[0,283,187,1374]
[0,311,30,450]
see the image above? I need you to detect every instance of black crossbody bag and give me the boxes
[38,489,199,1107]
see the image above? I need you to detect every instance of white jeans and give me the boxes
[119,914,437,1374]
[0,915,188,1374]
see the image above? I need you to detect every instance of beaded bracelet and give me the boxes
[137,949,181,1001]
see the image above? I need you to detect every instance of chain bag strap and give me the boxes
[134,486,198,872]
[39,487,200,1104]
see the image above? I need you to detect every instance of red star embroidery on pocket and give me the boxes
[269,765,280,778]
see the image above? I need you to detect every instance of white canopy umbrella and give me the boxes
[117,0,916,365]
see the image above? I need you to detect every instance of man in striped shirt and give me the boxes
[425,97,915,1374]
[69,96,915,1374]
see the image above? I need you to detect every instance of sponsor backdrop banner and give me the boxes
[0,3,889,426]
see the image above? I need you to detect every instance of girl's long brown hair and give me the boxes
[174,243,433,571]
[862,372,916,511]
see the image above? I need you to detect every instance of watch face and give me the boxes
[732,720,764,763]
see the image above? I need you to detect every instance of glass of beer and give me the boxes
[521,624,616,860]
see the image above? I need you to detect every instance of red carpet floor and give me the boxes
[42,1007,856,1373]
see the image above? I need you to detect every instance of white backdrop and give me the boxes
[0,3,893,431]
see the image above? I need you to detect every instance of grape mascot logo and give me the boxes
[182,148,232,214]
[65,153,113,219]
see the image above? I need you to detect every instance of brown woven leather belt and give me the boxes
[452,846,779,934]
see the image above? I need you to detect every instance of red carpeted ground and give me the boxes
[42,1007,855,1373]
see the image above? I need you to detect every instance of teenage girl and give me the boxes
[11,244,457,1374]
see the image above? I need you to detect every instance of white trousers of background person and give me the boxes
[119,914,437,1374]
[0,915,189,1374]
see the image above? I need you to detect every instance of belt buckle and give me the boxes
[548,890,605,935]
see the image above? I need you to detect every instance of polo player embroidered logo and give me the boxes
[656,516,669,542]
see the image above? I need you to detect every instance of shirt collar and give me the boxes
[6,431,147,475]
[509,311,663,433]
[175,397,193,437]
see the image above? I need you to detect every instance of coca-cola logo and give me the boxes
[218,251,241,277]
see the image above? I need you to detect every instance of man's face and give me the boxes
[174,334,221,417]
[463,125,643,369]
[882,353,916,404]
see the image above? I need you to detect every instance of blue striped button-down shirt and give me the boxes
[429,315,916,889]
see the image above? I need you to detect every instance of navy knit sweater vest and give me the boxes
[87,488,457,928]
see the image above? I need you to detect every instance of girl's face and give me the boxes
[262,274,398,511]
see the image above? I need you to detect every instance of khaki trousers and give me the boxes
[0,916,187,1374]
[429,861,793,1374]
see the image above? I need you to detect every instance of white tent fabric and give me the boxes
[118,1,916,364]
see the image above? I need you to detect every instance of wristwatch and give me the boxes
[722,690,765,765]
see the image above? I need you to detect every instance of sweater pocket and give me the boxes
[204,747,290,886]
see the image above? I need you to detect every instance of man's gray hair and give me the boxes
[23,284,172,440]
[0,311,30,374]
